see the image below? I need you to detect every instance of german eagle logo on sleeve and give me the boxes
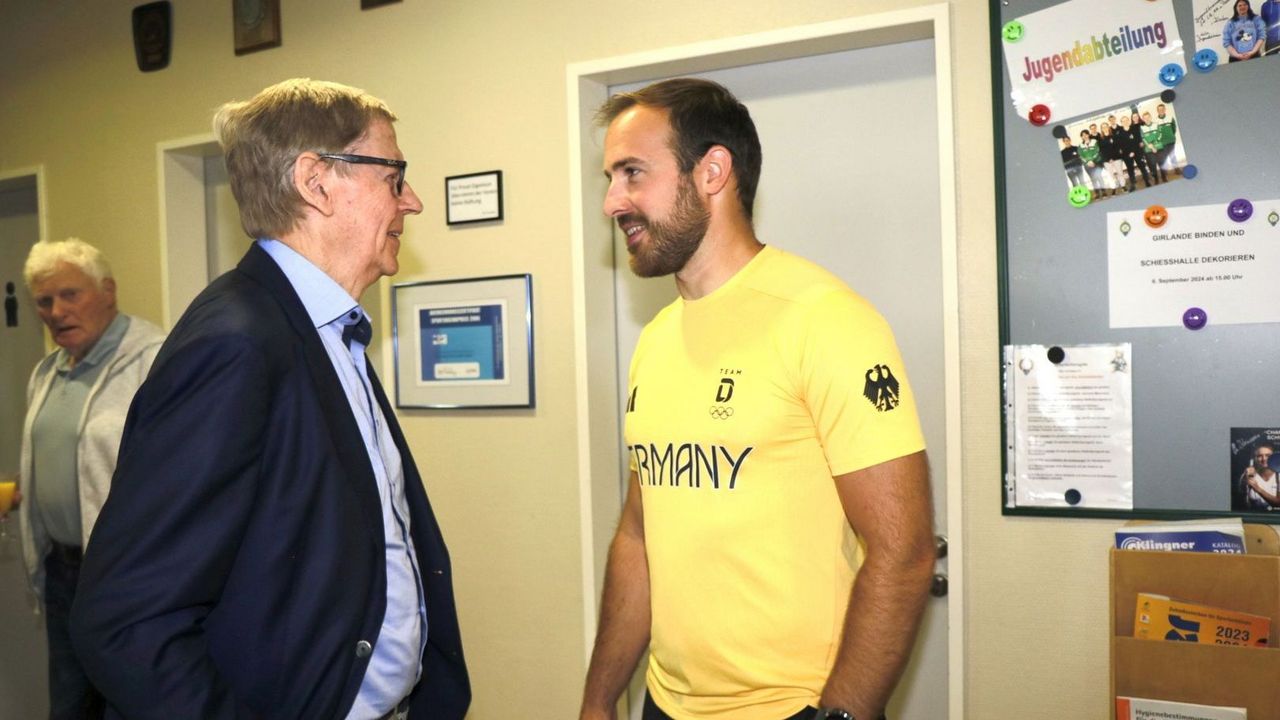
[863,364,901,412]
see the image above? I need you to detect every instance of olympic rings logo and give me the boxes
[708,406,734,420]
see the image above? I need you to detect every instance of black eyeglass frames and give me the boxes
[317,153,407,196]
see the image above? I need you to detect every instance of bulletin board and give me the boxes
[992,0,1280,521]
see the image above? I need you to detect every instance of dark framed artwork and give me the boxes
[233,0,281,56]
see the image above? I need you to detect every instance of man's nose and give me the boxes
[603,180,629,218]
[400,181,424,215]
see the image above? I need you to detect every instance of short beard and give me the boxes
[625,175,710,278]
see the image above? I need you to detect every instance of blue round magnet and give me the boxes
[1159,63,1184,87]
[1064,489,1082,506]
[1182,307,1207,330]
[1193,49,1218,72]
[1182,164,1198,179]
[1228,198,1253,222]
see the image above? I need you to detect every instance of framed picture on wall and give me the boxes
[445,170,504,225]
[392,274,534,409]
[233,0,281,56]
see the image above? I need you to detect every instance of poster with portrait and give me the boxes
[1193,0,1280,66]
[1230,427,1280,511]
[1056,95,1189,201]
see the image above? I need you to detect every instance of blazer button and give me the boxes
[355,640,373,658]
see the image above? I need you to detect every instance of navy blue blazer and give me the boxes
[71,245,470,719]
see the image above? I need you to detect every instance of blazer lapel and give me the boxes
[236,245,385,541]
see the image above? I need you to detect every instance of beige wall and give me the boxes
[0,0,1120,717]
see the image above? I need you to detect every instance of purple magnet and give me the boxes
[1182,307,1207,330]
[1182,164,1198,179]
[1228,198,1253,222]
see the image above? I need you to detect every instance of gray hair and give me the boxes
[23,237,113,290]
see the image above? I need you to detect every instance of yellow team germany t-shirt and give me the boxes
[626,246,925,720]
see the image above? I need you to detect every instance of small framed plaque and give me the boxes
[392,274,534,409]
[445,170,503,225]
[233,0,281,56]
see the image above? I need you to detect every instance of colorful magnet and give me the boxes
[1158,63,1184,87]
[1228,198,1253,222]
[1182,307,1207,330]
[1068,185,1092,208]
[1144,205,1168,228]
[1182,164,1198,179]
[1002,20,1025,43]
[1029,104,1051,126]
[1269,210,1279,227]
[1192,49,1218,72]
[1160,89,1176,103]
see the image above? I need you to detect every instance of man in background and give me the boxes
[579,78,935,720]
[71,79,469,720]
[17,237,164,720]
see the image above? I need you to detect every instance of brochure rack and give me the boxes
[1110,526,1280,718]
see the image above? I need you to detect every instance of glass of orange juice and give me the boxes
[0,477,16,541]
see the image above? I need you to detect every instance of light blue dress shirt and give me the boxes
[258,239,427,720]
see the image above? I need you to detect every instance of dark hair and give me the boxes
[596,78,763,220]
[1256,441,1275,453]
[1233,0,1256,19]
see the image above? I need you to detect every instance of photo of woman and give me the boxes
[1224,0,1267,62]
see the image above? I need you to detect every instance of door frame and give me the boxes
[0,166,48,244]
[156,134,221,328]
[566,4,963,715]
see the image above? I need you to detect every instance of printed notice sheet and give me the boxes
[1108,198,1280,328]
[1005,344,1133,509]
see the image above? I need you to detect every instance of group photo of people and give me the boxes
[1057,96,1188,202]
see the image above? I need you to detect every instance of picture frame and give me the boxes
[392,274,534,409]
[445,170,503,225]
[233,0,281,56]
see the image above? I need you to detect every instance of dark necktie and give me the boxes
[341,311,372,350]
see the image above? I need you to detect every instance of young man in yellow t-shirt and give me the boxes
[579,78,936,720]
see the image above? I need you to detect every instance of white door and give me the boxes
[609,39,948,719]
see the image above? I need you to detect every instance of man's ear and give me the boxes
[294,152,335,216]
[698,145,734,197]
[101,277,118,307]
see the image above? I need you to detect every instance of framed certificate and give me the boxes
[444,170,503,225]
[392,274,534,409]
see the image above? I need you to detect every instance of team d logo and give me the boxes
[863,364,900,412]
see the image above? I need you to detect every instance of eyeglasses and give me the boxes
[317,153,407,196]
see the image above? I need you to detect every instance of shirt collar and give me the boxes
[258,238,362,327]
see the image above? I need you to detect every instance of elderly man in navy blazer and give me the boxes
[70,79,469,720]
